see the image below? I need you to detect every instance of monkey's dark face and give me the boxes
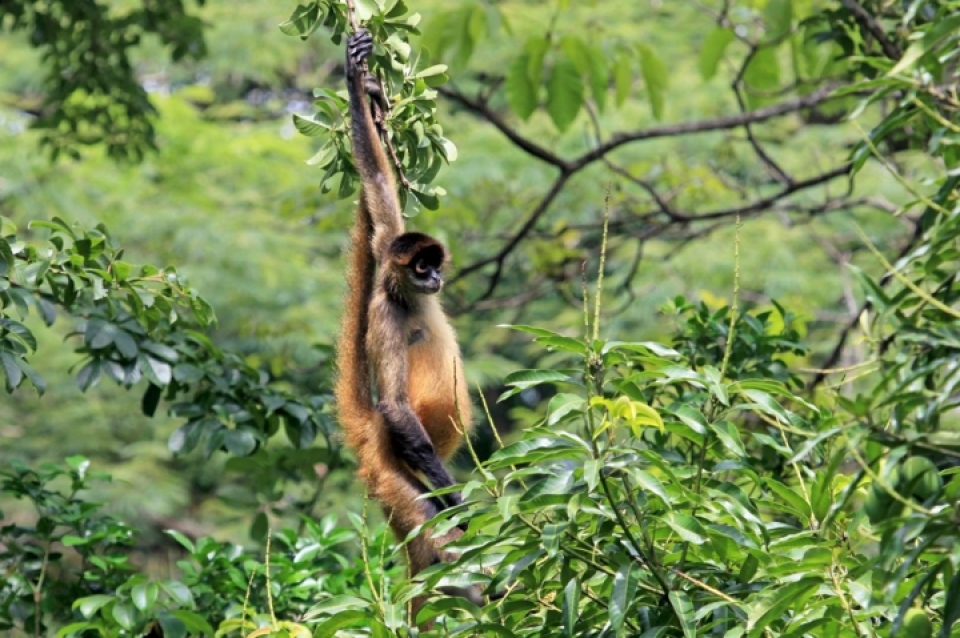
[408,255,443,294]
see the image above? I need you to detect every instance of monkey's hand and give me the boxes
[346,29,374,79]
[346,29,387,117]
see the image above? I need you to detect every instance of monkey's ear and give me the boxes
[389,232,449,267]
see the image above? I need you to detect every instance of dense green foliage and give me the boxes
[2,0,960,635]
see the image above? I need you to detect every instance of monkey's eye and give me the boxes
[414,261,430,275]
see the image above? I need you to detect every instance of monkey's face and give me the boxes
[409,255,443,294]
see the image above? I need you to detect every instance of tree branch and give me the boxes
[841,0,902,61]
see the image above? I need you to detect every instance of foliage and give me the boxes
[1,0,959,636]
[281,0,459,213]
[0,0,207,161]
[0,216,336,464]
[0,457,385,637]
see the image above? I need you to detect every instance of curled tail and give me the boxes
[335,199,376,454]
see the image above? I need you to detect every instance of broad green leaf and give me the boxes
[613,53,632,106]
[630,469,670,504]
[159,580,193,606]
[585,43,609,112]
[560,35,590,75]
[546,57,583,132]
[73,594,114,619]
[223,429,257,456]
[111,603,134,630]
[132,582,158,611]
[562,578,580,636]
[1,352,23,392]
[546,393,586,426]
[699,28,735,80]
[610,563,637,632]
[525,36,549,86]
[314,610,375,633]
[506,52,538,119]
[663,512,707,544]
[502,369,570,393]
[169,610,215,636]
[668,591,696,638]
[764,0,793,39]
[158,614,187,638]
[889,15,960,76]
[637,44,668,120]
[943,570,960,637]
[746,577,821,637]
[292,113,330,137]
[743,47,781,108]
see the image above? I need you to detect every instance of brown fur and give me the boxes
[334,30,476,627]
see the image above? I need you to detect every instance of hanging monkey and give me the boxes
[334,28,479,620]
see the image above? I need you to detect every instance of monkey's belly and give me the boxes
[406,336,467,460]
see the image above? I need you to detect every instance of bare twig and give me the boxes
[841,0,902,60]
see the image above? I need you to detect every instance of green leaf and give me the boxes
[525,36,549,86]
[506,52,538,120]
[637,44,668,120]
[503,369,570,390]
[158,613,187,638]
[699,28,735,80]
[746,577,821,637]
[169,610,215,636]
[132,582,158,611]
[251,511,269,542]
[223,429,257,456]
[668,591,696,638]
[560,35,590,75]
[609,563,636,632]
[562,578,580,636]
[764,0,793,40]
[613,53,633,106]
[585,43,609,112]
[663,512,707,544]
[73,594,114,619]
[743,47,781,108]
[943,570,960,637]
[112,603,134,630]
[889,15,960,76]
[313,610,370,633]
[159,580,193,606]
[76,360,102,392]
[140,354,172,386]
[278,3,322,39]
[546,57,583,132]
[1,352,23,392]
[165,529,196,552]
[293,113,330,137]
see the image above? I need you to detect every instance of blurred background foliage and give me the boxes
[0,0,945,569]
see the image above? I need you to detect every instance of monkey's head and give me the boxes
[389,232,449,295]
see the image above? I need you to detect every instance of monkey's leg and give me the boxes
[377,401,464,509]
[375,463,474,630]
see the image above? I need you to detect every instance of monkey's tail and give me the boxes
[335,198,377,455]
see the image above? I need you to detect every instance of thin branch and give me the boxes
[841,0,902,61]
[451,170,572,301]
[730,44,794,185]
[438,85,571,170]
[570,85,839,169]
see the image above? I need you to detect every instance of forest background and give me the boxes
[1,0,959,636]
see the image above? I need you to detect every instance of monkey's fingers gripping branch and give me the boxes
[282,0,457,215]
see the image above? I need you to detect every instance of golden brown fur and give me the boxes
[334,29,476,626]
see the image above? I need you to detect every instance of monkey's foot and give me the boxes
[347,28,374,75]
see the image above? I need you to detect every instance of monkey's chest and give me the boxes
[407,327,426,346]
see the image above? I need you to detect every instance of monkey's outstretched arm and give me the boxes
[346,30,404,260]
[369,301,464,509]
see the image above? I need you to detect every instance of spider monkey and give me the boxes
[334,29,478,618]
